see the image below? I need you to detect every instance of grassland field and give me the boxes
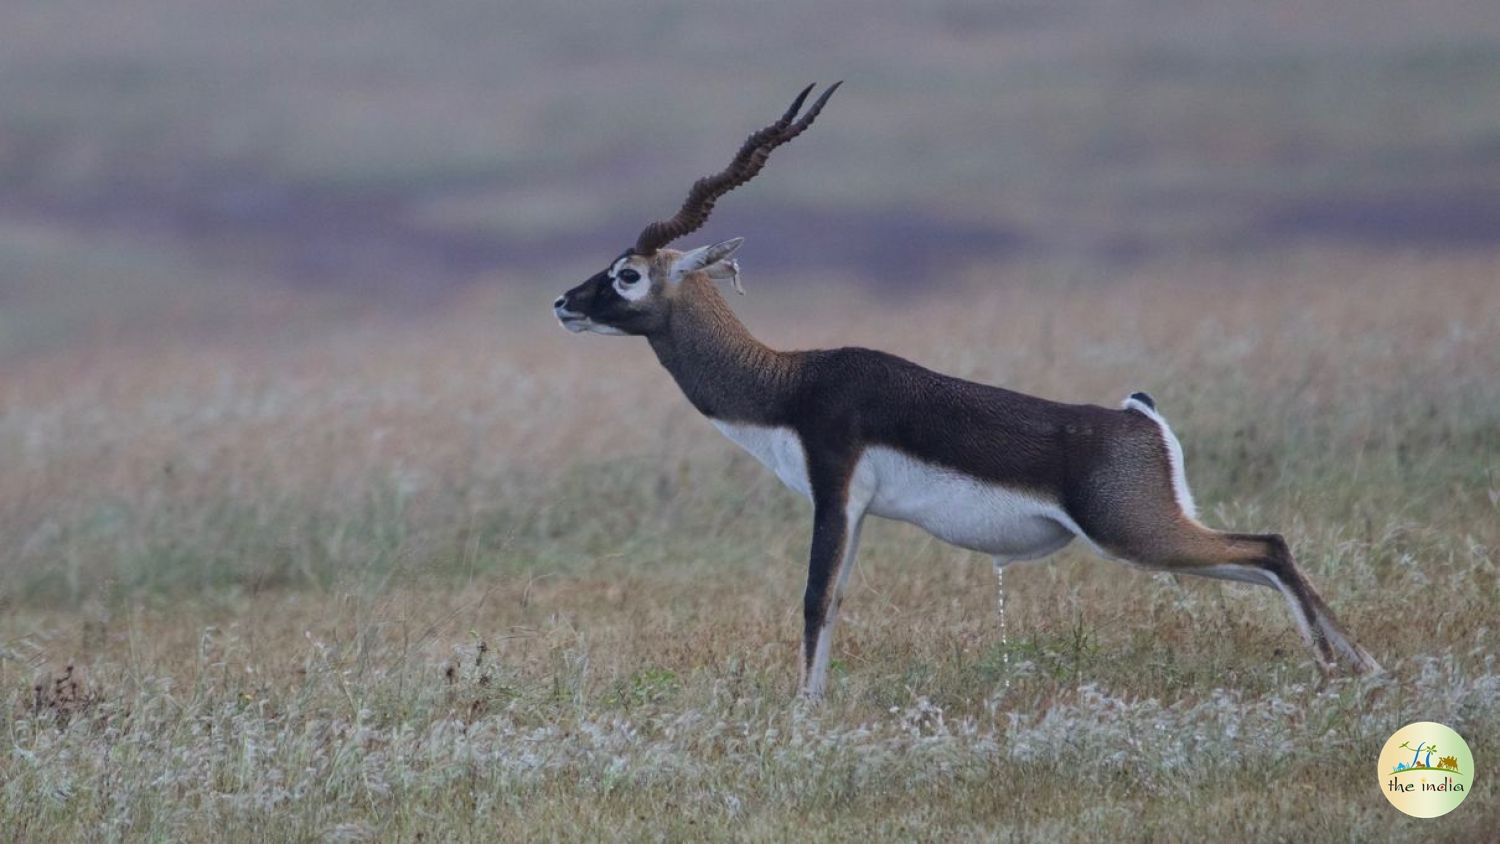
[2,249,1498,840]
[3,0,1500,840]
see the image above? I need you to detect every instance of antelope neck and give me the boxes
[646,277,795,425]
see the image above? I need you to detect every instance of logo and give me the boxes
[1379,721,1474,818]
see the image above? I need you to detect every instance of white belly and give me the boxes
[859,445,1075,559]
[710,423,1077,560]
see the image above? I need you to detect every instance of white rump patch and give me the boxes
[1123,395,1198,521]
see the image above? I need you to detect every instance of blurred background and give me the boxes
[2,0,1498,606]
[3,0,1499,358]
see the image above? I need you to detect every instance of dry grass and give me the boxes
[2,249,1498,840]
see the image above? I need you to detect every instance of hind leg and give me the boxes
[1106,525,1380,675]
[1239,532,1381,675]
[1087,397,1380,675]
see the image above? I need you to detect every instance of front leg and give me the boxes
[800,452,870,700]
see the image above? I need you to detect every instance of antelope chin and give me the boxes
[557,315,628,336]
[583,322,628,336]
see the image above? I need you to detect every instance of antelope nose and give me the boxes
[553,295,566,309]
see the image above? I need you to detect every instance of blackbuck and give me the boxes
[553,84,1381,699]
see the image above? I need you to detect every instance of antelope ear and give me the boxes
[670,237,744,281]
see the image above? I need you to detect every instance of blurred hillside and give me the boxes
[2,0,1499,355]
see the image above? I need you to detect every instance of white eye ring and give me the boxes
[612,266,651,301]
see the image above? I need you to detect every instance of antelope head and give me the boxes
[553,83,841,337]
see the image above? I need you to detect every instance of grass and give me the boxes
[2,2,1496,837]
[2,249,1497,839]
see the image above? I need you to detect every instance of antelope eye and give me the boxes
[618,269,641,284]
